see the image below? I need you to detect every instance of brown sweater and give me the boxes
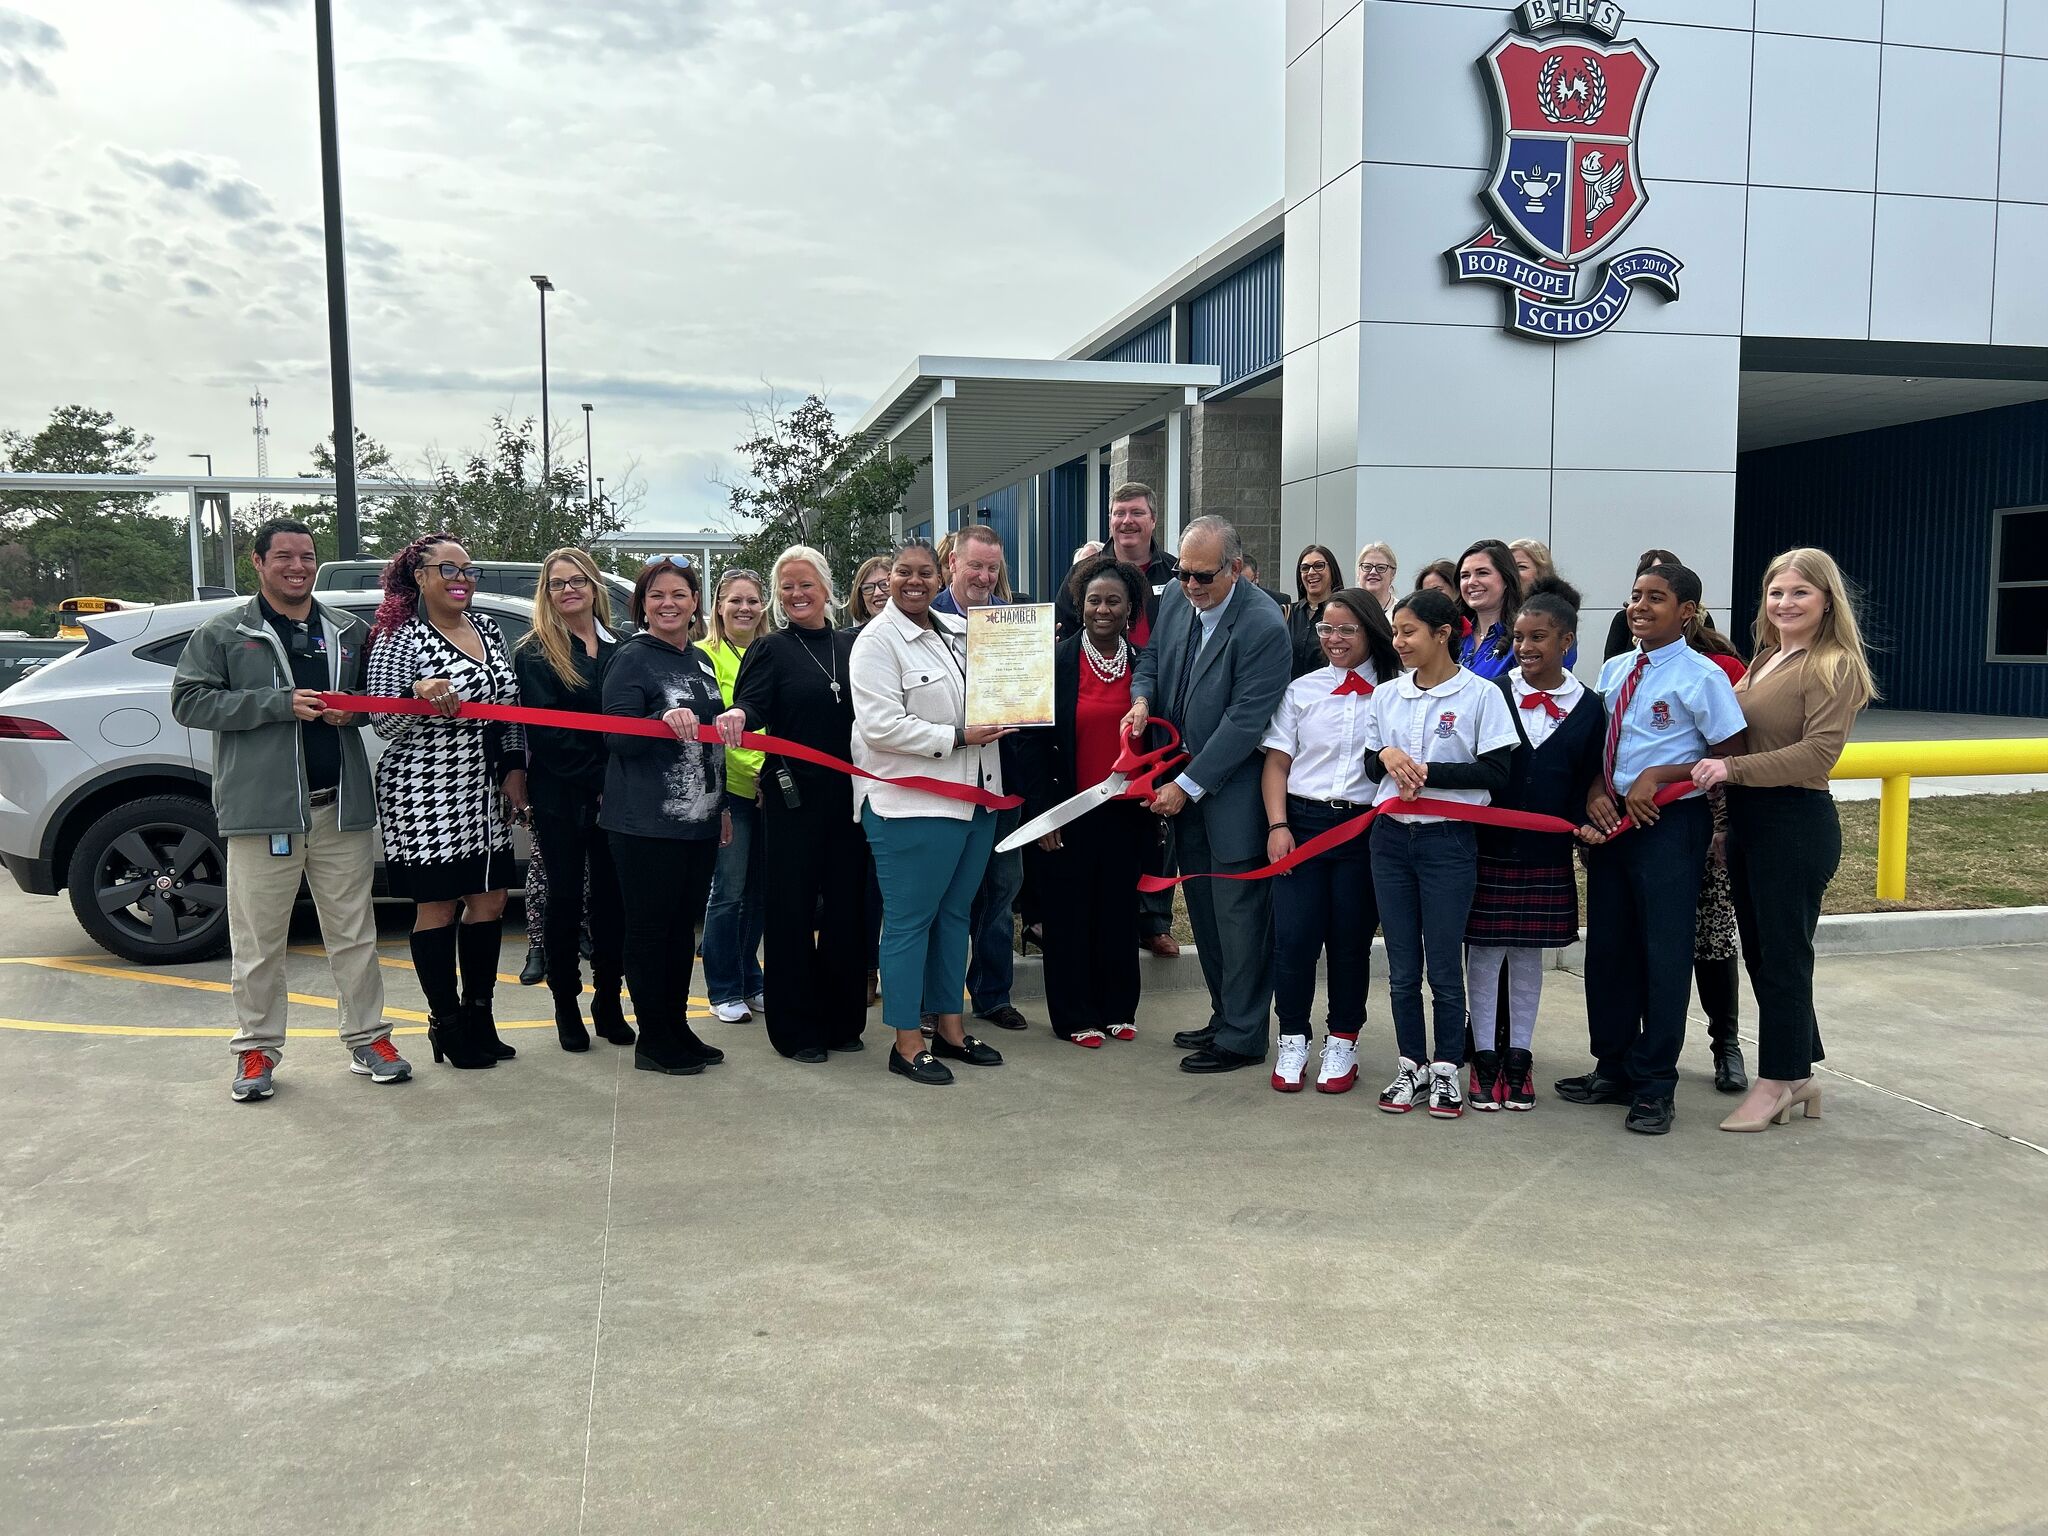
[1724,650,1861,790]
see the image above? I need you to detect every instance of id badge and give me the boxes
[269,833,292,857]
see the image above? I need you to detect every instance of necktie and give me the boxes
[1330,670,1373,697]
[1601,651,1650,799]
[1167,608,1201,731]
[1519,689,1564,720]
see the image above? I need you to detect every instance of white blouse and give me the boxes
[1360,665,1519,824]
[1261,665,1384,804]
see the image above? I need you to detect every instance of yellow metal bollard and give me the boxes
[1876,774,1910,902]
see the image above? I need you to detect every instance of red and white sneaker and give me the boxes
[1378,1057,1427,1113]
[1104,1022,1137,1042]
[1069,1029,1106,1048]
[1272,1034,1310,1092]
[1468,1049,1503,1111]
[1315,1035,1359,1093]
[1502,1047,1536,1111]
[1427,1061,1465,1119]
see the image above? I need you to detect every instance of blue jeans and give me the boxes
[1369,817,1478,1064]
[700,791,764,1004]
[863,806,995,1031]
[966,804,1024,1014]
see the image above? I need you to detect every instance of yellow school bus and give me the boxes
[54,596,130,641]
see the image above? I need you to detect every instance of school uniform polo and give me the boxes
[1360,666,1519,823]
[1595,637,1747,797]
[1509,670,1584,750]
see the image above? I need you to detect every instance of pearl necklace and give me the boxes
[1083,636,1130,683]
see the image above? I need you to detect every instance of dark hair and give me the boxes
[1415,558,1458,594]
[371,530,461,637]
[1685,610,1741,658]
[1456,539,1522,661]
[630,556,702,627]
[1639,561,1703,608]
[252,518,314,559]
[1320,587,1401,682]
[1636,547,1681,577]
[1293,543,1342,602]
[891,537,941,569]
[1391,586,1462,648]
[1063,552,1148,623]
[1517,574,1582,635]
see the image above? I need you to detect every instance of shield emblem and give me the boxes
[1480,31,1656,265]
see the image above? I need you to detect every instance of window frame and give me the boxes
[1988,504,2048,665]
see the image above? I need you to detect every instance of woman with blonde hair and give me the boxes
[1693,547,1876,1132]
[1507,538,1555,591]
[1355,541,1399,616]
[512,547,631,1051]
[698,567,776,1023]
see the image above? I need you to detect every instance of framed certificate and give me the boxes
[964,603,1054,728]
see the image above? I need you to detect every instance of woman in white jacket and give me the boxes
[849,539,1015,1086]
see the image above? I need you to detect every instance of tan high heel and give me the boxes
[1720,1080,1821,1132]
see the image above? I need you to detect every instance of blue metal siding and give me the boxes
[972,485,1024,580]
[1100,317,1170,365]
[1190,246,1283,389]
[1733,398,2048,716]
[1049,459,1088,581]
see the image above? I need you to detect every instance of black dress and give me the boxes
[733,622,869,1056]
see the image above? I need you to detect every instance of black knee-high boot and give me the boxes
[458,918,513,1059]
[1696,953,1746,1093]
[414,924,493,1069]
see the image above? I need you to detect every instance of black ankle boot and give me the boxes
[553,994,590,1053]
[1712,1041,1749,1094]
[519,939,546,986]
[429,1004,499,1070]
[675,1023,724,1066]
[590,984,634,1045]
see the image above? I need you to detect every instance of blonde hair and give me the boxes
[1356,541,1396,577]
[1508,537,1556,586]
[522,547,614,688]
[704,566,776,648]
[1752,547,1878,708]
[769,544,836,623]
[848,554,891,623]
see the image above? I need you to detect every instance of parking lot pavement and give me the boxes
[2,879,2044,1535]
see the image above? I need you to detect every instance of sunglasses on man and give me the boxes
[1172,564,1222,585]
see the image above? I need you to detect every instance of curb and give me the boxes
[1001,906,2048,998]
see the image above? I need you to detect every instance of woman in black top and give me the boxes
[601,557,730,1077]
[1284,542,1342,677]
[513,547,631,1054]
[715,544,868,1063]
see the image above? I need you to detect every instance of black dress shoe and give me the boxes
[829,1037,865,1053]
[932,1032,1003,1066]
[789,1047,829,1064]
[634,1049,707,1076]
[975,1004,1030,1032]
[1180,1046,1264,1074]
[889,1048,954,1085]
[1172,1027,1217,1051]
[1712,1043,1749,1094]
[1625,1096,1676,1135]
[1554,1071,1633,1105]
[519,941,546,987]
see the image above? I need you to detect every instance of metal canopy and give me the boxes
[851,356,1221,539]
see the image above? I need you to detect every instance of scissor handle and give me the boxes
[1111,718,1187,801]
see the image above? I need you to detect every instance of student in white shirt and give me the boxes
[1260,589,1401,1094]
[1360,588,1518,1119]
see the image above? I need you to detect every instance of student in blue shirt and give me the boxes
[1557,562,1747,1136]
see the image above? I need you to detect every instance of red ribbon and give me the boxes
[320,694,1023,811]
[1136,782,1696,891]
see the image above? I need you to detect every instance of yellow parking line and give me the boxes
[288,944,527,987]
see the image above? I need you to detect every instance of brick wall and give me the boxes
[1190,399,1281,574]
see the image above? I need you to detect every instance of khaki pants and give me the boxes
[226,803,384,1059]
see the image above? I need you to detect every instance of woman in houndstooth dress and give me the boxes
[366,534,527,1069]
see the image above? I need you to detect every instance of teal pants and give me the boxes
[862,806,996,1032]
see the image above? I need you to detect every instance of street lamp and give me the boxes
[188,453,213,477]
[581,403,594,511]
[596,476,604,513]
[531,274,554,490]
[315,0,361,558]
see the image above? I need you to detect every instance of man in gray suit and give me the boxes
[1123,515,1292,1073]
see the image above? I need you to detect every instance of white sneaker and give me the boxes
[1272,1034,1310,1092]
[711,1001,752,1023]
[1428,1060,1465,1119]
[1378,1056,1427,1114]
[1315,1035,1359,1094]
[746,992,767,1014]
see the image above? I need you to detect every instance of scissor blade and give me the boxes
[997,776,1128,852]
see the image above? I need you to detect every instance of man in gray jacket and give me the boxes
[171,518,404,1100]
[1124,515,1291,1074]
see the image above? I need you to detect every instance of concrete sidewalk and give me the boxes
[0,888,2043,1534]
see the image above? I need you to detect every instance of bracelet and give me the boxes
[1268,821,1290,832]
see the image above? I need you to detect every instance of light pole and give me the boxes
[595,476,604,514]
[315,0,361,558]
[188,453,213,477]
[581,403,594,510]
[189,454,227,586]
[531,274,554,491]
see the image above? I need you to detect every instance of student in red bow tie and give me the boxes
[1258,590,1401,1094]
[1463,578,1606,1110]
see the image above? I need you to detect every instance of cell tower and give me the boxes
[249,389,271,477]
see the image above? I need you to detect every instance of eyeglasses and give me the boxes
[1298,560,1330,574]
[1358,563,1393,579]
[859,580,890,597]
[644,554,693,573]
[1313,622,1363,639]
[1172,565,1221,586]
[546,575,591,593]
[431,562,482,584]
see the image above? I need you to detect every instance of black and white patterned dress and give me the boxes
[366,612,525,901]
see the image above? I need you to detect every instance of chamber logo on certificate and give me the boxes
[964,603,1054,728]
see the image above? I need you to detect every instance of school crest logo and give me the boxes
[1649,700,1672,730]
[1435,712,1460,739]
[1446,0,1681,340]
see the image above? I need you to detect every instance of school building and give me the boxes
[852,0,2048,712]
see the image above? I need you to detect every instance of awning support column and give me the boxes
[187,487,204,599]
[1164,405,1185,549]
[930,398,949,536]
[1086,444,1102,542]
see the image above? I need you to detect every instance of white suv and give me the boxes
[0,592,535,964]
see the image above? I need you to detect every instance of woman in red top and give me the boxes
[1017,554,1153,1047]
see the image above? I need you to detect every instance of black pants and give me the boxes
[1727,787,1838,1080]
[531,807,623,1001]
[760,791,869,1056]
[607,831,716,1045]
[1040,801,1147,1038]
[1583,795,1711,1098]
[1272,797,1377,1041]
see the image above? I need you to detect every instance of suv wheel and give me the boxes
[66,796,231,965]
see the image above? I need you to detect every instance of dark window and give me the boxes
[135,633,193,668]
[1991,507,2048,662]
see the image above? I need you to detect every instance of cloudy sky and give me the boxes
[0,0,1279,530]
